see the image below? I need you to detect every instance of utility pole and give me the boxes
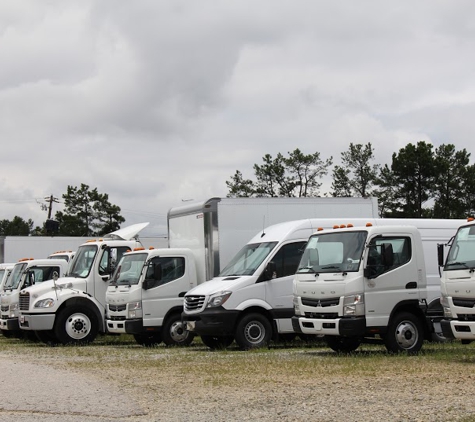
[44,195,60,219]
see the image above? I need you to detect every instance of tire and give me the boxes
[35,330,58,345]
[54,306,99,345]
[384,312,424,354]
[200,335,234,350]
[162,314,195,346]
[235,313,272,350]
[326,336,361,353]
[133,332,162,347]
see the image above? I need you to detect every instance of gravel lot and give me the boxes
[0,336,475,422]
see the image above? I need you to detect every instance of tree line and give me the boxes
[226,141,475,219]
[0,183,125,236]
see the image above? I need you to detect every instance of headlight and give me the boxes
[9,303,19,318]
[34,298,55,308]
[207,291,232,308]
[440,295,453,318]
[128,301,142,319]
[293,296,303,316]
[343,294,365,316]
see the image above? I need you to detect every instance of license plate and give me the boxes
[20,315,25,324]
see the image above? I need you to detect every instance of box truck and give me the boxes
[1,258,69,337]
[18,223,149,344]
[0,263,14,291]
[439,218,475,343]
[292,219,462,353]
[106,196,378,347]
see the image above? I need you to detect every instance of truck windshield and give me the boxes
[69,245,98,278]
[219,242,277,277]
[111,253,147,286]
[297,231,367,274]
[445,225,475,271]
[4,263,28,289]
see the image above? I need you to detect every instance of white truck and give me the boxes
[1,258,69,337]
[292,219,463,353]
[439,218,475,343]
[183,217,384,351]
[18,223,149,344]
[106,196,378,347]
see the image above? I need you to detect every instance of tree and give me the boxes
[331,143,380,197]
[226,148,333,198]
[389,141,436,218]
[0,216,34,236]
[373,164,400,217]
[55,184,125,236]
[432,144,471,218]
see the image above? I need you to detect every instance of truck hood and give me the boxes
[20,276,85,298]
[185,276,253,296]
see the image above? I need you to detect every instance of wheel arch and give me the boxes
[388,300,429,339]
[56,297,104,333]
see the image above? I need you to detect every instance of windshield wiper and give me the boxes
[446,262,469,268]
[320,265,342,271]
[298,266,316,273]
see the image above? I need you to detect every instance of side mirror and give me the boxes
[437,244,445,267]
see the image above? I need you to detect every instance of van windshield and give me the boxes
[297,231,367,274]
[219,242,277,277]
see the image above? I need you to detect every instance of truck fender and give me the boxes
[56,295,105,333]
[235,298,272,312]
[386,300,428,337]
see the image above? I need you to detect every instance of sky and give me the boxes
[1,0,475,237]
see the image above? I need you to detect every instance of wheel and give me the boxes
[35,330,58,345]
[162,314,195,346]
[200,335,234,350]
[54,306,98,345]
[235,313,272,350]
[384,312,424,354]
[326,336,361,353]
[133,332,162,347]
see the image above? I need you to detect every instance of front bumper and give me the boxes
[0,317,19,331]
[106,318,145,334]
[182,308,240,337]
[18,313,55,331]
[292,316,366,337]
[441,319,475,340]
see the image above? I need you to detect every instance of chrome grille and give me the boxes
[302,297,340,307]
[19,293,30,311]
[1,305,9,312]
[184,295,206,312]
[108,304,127,312]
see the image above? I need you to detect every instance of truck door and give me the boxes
[142,256,187,327]
[364,235,418,327]
[264,241,306,332]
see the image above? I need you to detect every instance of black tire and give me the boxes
[54,306,99,345]
[35,330,58,345]
[384,312,424,354]
[235,313,272,350]
[133,332,162,347]
[326,336,361,353]
[200,335,234,350]
[162,314,195,346]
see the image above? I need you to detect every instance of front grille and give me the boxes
[453,298,475,308]
[184,295,206,312]
[1,315,8,320]
[304,312,338,319]
[19,293,30,311]
[108,304,127,312]
[302,297,340,307]
[1,305,9,312]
